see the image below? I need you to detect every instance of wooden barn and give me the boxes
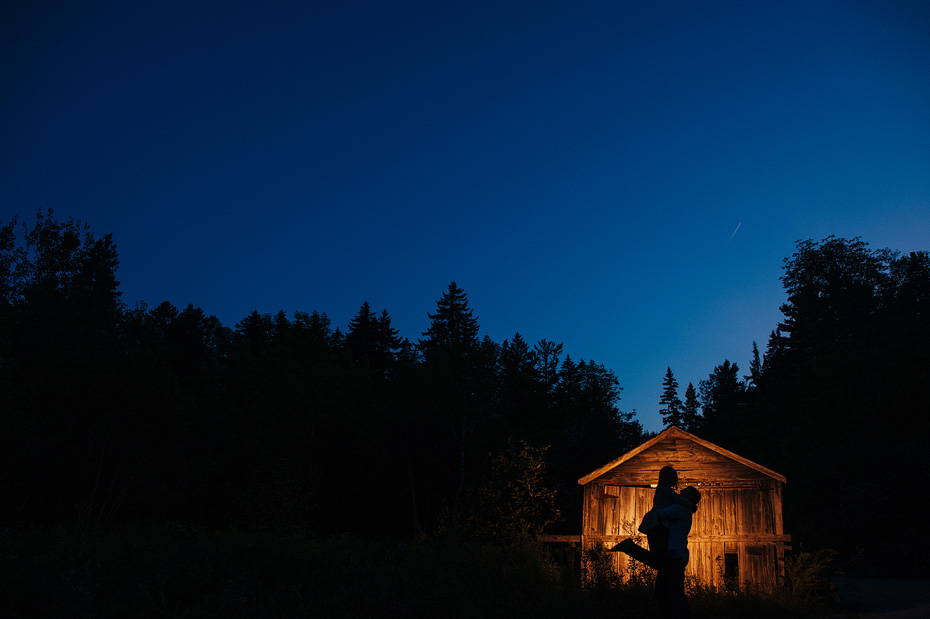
[577,426,790,593]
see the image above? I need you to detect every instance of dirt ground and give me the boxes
[828,576,930,618]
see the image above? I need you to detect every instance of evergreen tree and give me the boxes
[533,339,563,394]
[345,301,378,365]
[172,304,217,377]
[292,310,338,352]
[415,282,485,528]
[498,333,541,438]
[500,333,535,378]
[682,382,701,432]
[418,281,479,360]
[377,309,403,356]
[235,310,273,357]
[553,357,642,462]
[698,360,745,446]
[142,300,178,369]
[659,367,683,427]
[747,341,762,387]
[272,309,290,343]
[548,355,642,529]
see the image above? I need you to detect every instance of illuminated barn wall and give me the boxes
[578,427,790,593]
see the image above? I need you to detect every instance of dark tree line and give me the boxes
[0,211,642,540]
[658,237,930,576]
[4,212,928,574]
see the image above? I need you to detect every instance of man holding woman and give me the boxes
[613,465,700,619]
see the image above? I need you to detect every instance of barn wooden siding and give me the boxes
[573,427,790,593]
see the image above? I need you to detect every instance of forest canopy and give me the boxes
[2,213,928,575]
[0,211,642,540]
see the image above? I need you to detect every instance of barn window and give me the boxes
[724,552,739,592]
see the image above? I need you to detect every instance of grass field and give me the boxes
[0,524,834,618]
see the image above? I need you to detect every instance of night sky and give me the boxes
[3,1,929,432]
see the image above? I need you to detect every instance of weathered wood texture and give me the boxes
[577,427,789,593]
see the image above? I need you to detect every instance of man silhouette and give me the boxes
[612,467,696,617]
[656,485,701,619]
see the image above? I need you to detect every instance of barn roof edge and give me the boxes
[577,426,786,485]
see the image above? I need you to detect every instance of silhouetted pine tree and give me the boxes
[698,360,746,448]
[681,382,701,432]
[418,281,479,360]
[414,282,487,530]
[659,367,683,427]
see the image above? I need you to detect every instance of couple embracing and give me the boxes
[613,465,700,619]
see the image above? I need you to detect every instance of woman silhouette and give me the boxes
[616,466,696,618]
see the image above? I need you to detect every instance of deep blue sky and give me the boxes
[3,1,929,432]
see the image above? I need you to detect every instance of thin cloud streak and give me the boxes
[729,222,742,241]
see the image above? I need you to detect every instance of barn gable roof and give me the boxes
[578,426,786,485]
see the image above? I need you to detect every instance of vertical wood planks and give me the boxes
[578,428,788,593]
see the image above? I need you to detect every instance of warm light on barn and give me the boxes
[553,427,790,593]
